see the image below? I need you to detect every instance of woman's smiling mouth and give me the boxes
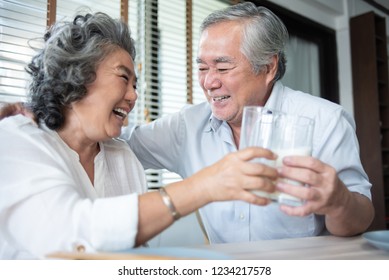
[113,108,128,120]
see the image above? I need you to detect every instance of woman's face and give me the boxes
[68,48,137,142]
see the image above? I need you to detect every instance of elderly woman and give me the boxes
[0,12,277,259]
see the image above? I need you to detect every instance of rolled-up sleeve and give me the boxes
[91,194,139,251]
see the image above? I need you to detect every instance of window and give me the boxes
[282,35,320,97]
[255,0,339,103]
[56,0,120,20]
[146,0,231,187]
[0,0,46,103]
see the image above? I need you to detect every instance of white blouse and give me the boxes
[0,115,148,259]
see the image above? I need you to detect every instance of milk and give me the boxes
[251,190,304,207]
[275,146,312,168]
[252,146,312,206]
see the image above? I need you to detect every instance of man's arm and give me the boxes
[324,187,374,236]
[0,102,36,121]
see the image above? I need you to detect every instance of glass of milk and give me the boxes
[240,106,315,206]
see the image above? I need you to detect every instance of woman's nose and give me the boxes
[125,87,138,102]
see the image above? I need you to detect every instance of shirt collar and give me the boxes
[207,114,223,132]
[264,81,284,112]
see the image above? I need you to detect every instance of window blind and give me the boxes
[56,0,121,21]
[0,0,47,103]
[140,0,231,187]
[191,0,229,104]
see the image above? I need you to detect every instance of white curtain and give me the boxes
[282,35,321,97]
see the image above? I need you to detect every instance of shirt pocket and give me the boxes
[262,204,317,238]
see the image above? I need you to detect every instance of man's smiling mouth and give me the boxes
[213,96,230,102]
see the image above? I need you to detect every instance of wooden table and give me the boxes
[194,235,389,260]
[47,235,389,260]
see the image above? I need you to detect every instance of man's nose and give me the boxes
[203,70,222,90]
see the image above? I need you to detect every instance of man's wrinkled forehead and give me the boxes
[196,56,235,65]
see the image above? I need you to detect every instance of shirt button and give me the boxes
[239,213,245,220]
[76,245,86,253]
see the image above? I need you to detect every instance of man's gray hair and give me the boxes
[200,2,288,81]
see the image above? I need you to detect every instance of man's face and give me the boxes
[197,21,276,129]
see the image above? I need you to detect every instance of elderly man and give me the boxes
[127,2,374,243]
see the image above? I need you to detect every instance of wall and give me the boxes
[268,0,389,116]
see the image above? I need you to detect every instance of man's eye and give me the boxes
[121,75,129,81]
[218,68,229,72]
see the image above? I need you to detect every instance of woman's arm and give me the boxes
[135,147,278,245]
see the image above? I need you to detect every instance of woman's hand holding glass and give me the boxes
[188,147,278,206]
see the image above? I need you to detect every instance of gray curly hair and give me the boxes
[27,12,136,130]
[200,2,288,81]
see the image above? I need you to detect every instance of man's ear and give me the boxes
[265,55,278,84]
